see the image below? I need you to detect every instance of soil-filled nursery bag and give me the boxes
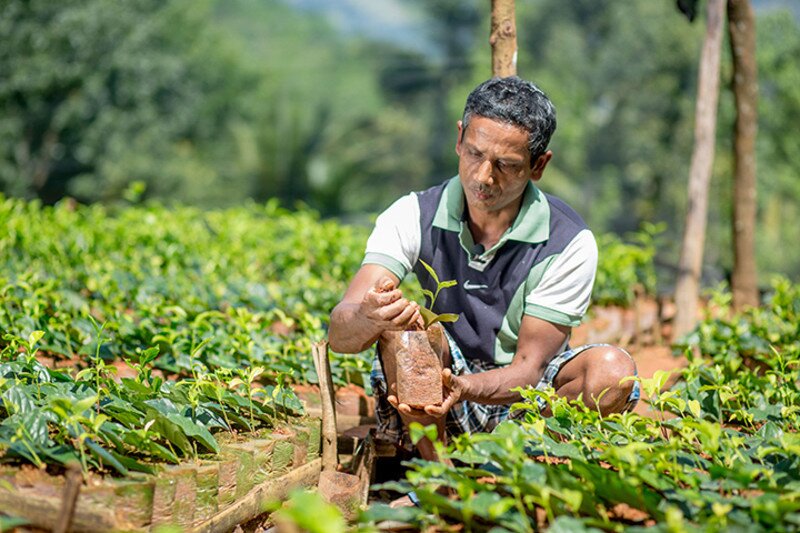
[379,323,445,409]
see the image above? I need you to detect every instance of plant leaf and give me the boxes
[419,259,439,286]
[419,307,437,329]
[85,438,129,475]
[420,289,434,306]
[27,331,45,349]
[427,313,459,327]
[438,280,458,289]
[164,413,220,454]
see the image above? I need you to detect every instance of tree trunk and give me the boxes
[728,0,759,310]
[673,0,726,339]
[490,0,517,77]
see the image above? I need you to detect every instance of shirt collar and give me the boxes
[432,176,550,244]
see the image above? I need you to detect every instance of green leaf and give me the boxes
[39,445,80,466]
[419,259,440,286]
[148,415,192,455]
[74,395,99,414]
[85,438,129,475]
[107,449,156,474]
[408,422,437,445]
[688,399,702,418]
[438,280,458,289]
[426,313,459,327]
[27,331,45,349]
[140,347,160,366]
[164,413,220,454]
[419,307,437,329]
[0,515,29,532]
[421,289,434,305]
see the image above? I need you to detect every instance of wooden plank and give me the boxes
[189,458,322,533]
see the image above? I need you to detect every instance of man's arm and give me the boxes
[329,264,421,354]
[423,315,569,415]
[461,315,569,404]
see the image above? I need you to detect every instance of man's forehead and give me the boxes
[463,116,529,153]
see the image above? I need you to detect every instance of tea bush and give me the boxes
[366,280,800,532]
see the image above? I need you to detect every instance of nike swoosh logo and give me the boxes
[463,281,489,290]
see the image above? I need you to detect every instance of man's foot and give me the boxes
[389,491,419,508]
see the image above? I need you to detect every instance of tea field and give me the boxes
[5,194,795,532]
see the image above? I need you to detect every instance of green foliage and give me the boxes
[593,223,663,306]
[0,330,302,476]
[0,0,254,204]
[418,259,459,329]
[364,279,800,531]
[268,489,348,533]
[0,195,376,393]
[0,515,29,532]
[673,277,800,428]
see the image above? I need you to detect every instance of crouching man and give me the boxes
[328,76,639,465]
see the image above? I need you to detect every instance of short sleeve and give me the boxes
[524,229,597,327]
[362,193,421,280]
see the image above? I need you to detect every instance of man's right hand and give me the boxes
[360,276,422,332]
[329,266,420,353]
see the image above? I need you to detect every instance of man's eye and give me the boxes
[498,161,520,172]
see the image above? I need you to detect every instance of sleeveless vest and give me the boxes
[411,181,588,366]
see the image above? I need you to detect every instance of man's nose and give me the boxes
[476,160,494,185]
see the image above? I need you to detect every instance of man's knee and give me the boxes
[583,346,636,410]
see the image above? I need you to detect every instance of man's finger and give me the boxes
[374,277,396,292]
[442,368,453,385]
[368,288,402,306]
[387,394,399,408]
[379,296,410,316]
[424,404,446,416]
[441,394,456,412]
[390,301,419,327]
[397,402,413,415]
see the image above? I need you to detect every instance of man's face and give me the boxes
[455,116,551,217]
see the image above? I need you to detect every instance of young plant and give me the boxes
[229,365,265,431]
[418,259,459,329]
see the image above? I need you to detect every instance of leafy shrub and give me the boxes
[0,331,302,476]
[365,279,800,531]
[593,222,663,306]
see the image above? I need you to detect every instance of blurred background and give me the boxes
[2,0,799,283]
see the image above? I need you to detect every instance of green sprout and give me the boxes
[418,259,460,329]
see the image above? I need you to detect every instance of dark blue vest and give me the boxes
[412,182,588,366]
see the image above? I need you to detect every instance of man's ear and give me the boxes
[530,150,553,182]
[455,120,464,155]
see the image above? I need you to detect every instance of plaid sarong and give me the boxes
[370,332,640,448]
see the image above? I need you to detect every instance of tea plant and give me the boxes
[418,259,459,329]
[593,222,663,306]
[0,331,302,476]
[364,280,800,531]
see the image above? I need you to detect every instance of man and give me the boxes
[329,76,638,461]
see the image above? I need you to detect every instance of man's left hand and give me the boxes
[424,369,467,417]
[387,369,467,419]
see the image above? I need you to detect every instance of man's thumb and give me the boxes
[442,368,453,385]
[375,277,396,293]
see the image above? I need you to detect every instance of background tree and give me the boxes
[673,0,726,339]
[728,0,759,310]
[490,0,517,77]
[2,0,800,286]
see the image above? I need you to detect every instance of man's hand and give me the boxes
[386,383,431,423]
[387,368,468,419]
[360,276,422,332]
[425,369,467,417]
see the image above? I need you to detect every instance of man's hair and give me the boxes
[462,76,557,162]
